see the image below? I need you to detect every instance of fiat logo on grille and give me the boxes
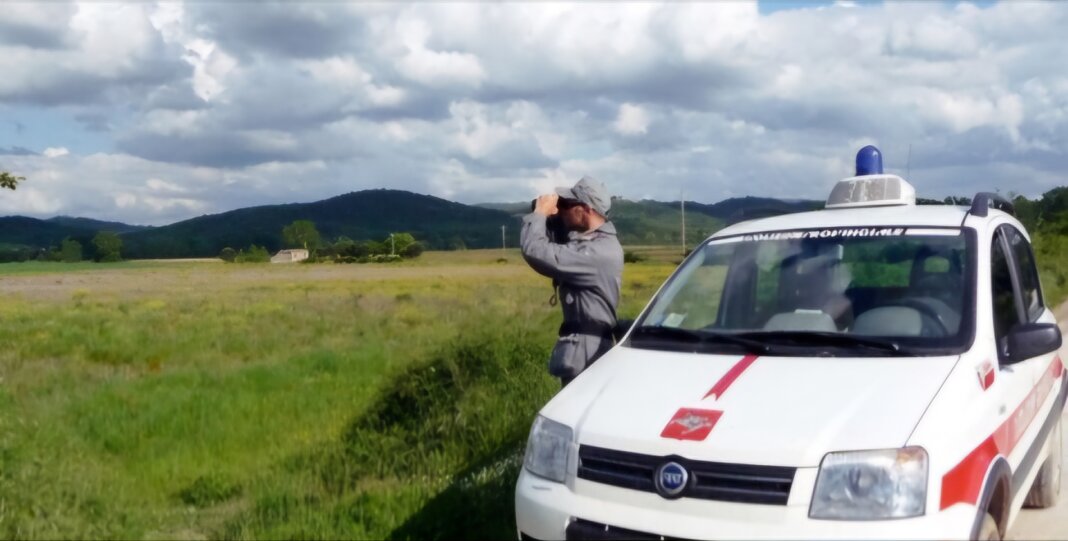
[654,461,689,499]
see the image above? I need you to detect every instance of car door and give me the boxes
[990,225,1058,482]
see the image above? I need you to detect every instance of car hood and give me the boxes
[541,345,959,467]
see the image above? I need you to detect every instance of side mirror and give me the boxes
[1003,322,1062,365]
[613,319,635,342]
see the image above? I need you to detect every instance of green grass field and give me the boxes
[0,250,676,540]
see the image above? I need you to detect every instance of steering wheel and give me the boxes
[883,299,950,337]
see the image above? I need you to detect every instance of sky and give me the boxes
[0,1,1065,226]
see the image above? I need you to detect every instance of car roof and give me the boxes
[712,204,975,238]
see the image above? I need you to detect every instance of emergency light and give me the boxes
[825,145,916,209]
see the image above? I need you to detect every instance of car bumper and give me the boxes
[515,469,977,540]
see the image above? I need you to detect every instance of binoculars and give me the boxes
[531,198,571,244]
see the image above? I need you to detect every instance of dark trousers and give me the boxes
[558,336,614,388]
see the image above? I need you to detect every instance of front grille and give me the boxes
[577,445,796,505]
[565,518,688,541]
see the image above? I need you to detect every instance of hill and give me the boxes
[2,190,826,260]
[675,196,823,224]
[475,199,721,246]
[0,216,99,249]
[0,215,151,261]
[47,216,151,234]
[120,189,516,259]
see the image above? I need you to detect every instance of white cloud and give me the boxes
[392,18,486,88]
[449,100,515,159]
[146,178,185,193]
[150,3,234,102]
[614,103,650,136]
[1,1,1068,226]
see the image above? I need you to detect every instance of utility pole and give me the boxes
[501,225,506,251]
[390,233,395,255]
[680,191,686,255]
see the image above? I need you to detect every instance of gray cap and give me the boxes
[555,176,611,216]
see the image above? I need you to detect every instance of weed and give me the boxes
[179,475,243,507]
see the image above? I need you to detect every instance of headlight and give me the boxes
[809,447,928,520]
[523,415,573,483]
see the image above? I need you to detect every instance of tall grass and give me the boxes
[223,322,557,540]
[1033,233,1068,306]
[0,254,673,539]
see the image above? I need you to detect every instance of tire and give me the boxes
[976,512,1000,541]
[1024,416,1062,508]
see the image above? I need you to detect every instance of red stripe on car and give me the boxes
[940,357,1063,510]
[703,354,759,401]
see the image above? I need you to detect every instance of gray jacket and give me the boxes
[521,213,624,378]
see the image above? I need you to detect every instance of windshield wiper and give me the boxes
[735,331,906,355]
[629,326,771,354]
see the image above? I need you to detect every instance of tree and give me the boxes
[60,238,83,263]
[333,236,356,258]
[389,232,417,255]
[401,241,424,258]
[282,220,320,251]
[92,231,123,262]
[1,171,24,190]
[351,241,372,258]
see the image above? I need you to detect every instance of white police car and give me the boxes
[515,147,1065,540]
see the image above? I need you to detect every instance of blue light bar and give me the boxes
[855,145,883,176]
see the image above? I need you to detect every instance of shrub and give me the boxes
[219,247,237,263]
[235,245,270,263]
[401,242,424,259]
[623,250,646,263]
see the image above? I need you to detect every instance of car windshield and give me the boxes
[630,227,974,356]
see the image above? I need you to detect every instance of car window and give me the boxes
[643,244,730,330]
[1006,227,1044,322]
[991,230,1021,343]
[633,228,974,355]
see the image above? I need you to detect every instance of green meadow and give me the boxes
[0,250,675,540]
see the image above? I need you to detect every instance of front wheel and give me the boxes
[1024,416,1062,508]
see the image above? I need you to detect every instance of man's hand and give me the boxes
[534,194,559,216]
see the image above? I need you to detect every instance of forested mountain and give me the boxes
[0,216,102,249]
[0,190,879,260]
[10,187,1068,263]
[46,216,150,234]
[675,196,823,224]
[119,190,514,258]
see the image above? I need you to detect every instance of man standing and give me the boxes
[521,176,624,387]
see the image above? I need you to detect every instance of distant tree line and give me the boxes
[920,188,1068,303]
[916,188,1068,234]
[0,231,123,264]
[218,221,424,264]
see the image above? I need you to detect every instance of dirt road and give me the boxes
[1007,301,1068,539]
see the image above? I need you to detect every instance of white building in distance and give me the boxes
[271,249,309,263]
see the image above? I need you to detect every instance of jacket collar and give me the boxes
[573,220,616,240]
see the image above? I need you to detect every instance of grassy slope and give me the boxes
[0,252,673,539]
